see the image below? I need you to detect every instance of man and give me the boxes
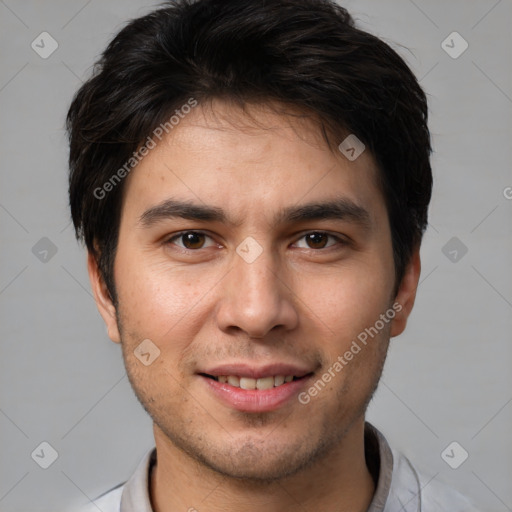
[67,0,479,510]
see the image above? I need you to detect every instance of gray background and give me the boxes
[0,0,511,510]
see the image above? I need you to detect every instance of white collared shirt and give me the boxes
[78,423,480,512]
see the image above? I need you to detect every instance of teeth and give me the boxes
[240,377,257,390]
[215,375,296,388]
[256,377,274,390]
[227,375,240,387]
[274,375,285,386]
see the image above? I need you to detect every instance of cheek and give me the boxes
[113,249,208,350]
[298,258,393,344]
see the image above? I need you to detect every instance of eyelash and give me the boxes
[164,230,348,251]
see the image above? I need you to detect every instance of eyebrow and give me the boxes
[138,197,372,231]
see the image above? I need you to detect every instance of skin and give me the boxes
[88,99,421,512]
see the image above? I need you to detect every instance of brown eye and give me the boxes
[293,231,345,250]
[167,231,214,250]
[180,232,205,249]
[305,232,329,249]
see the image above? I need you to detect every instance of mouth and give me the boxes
[197,365,315,412]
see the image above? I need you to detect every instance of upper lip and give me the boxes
[199,363,314,379]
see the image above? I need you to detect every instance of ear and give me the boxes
[390,246,421,338]
[87,250,121,343]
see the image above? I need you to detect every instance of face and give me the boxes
[90,100,419,481]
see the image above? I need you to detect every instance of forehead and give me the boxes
[120,100,386,225]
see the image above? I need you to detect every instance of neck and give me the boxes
[150,419,375,512]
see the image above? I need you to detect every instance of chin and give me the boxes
[161,421,334,483]
[197,447,316,483]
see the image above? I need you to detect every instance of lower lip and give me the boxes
[201,375,312,413]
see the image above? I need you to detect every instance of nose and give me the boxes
[215,244,299,339]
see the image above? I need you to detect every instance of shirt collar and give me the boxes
[120,449,155,511]
[365,422,394,511]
